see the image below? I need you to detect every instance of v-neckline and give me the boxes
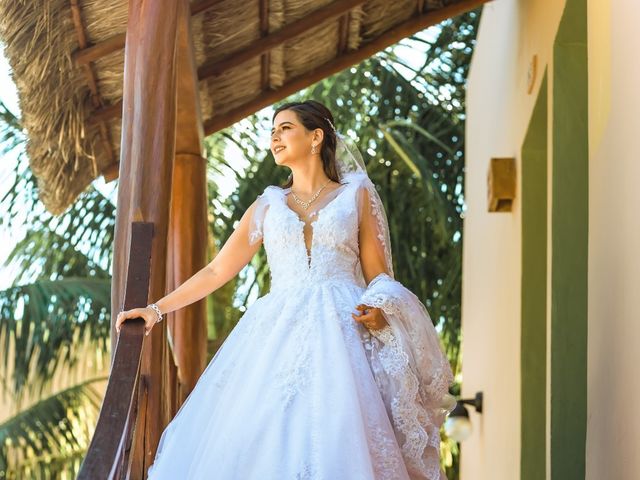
[279,182,351,270]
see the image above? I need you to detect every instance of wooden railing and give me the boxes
[78,222,180,479]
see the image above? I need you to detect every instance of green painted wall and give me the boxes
[521,72,548,480]
[551,0,588,477]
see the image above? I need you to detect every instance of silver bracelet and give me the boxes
[147,303,163,323]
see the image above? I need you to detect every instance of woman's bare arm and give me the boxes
[357,185,390,285]
[153,200,263,315]
[352,185,391,331]
[116,199,264,334]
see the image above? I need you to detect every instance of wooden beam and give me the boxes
[74,0,221,66]
[166,0,208,400]
[86,0,365,127]
[86,0,488,133]
[89,100,122,127]
[259,0,270,91]
[190,0,220,16]
[101,161,119,182]
[203,0,490,135]
[110,0,181,475]
[197,0,367,80]
[73,32,126,66]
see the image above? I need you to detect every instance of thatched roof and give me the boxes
[0,0,484,215]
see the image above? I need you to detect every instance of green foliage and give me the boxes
[0,100,21,155]
[0,99,113,477]
[0,377,105,479]
[0,124,114,396]
[0,278,111,403]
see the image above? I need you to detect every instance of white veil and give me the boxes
[334,132,394,279]
[333,128,456,480]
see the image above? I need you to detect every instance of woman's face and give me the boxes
[270,109,320,168]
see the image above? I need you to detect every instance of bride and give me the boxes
[115,99,456,479]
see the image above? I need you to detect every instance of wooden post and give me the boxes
[110,0,181,475]
[166,0,208,403]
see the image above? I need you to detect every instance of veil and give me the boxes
[334,132,394,278]
[333,129,457,480]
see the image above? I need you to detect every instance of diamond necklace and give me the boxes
[290,178,332,210]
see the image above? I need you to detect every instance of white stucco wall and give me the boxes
[586,0,640,478]
[461,0,565,478]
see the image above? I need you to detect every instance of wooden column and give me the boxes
[110,0,181,475]
[165,0,208,403]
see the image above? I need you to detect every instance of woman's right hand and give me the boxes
[115,307,160,336]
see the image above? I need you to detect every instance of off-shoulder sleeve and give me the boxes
[247,189,271,246]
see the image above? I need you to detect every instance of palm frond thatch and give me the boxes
[0,0,483,214]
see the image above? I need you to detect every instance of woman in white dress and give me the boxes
[115,99,456,480]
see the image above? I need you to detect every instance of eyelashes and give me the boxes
[270,126,290,136]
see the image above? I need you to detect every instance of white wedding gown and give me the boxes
[147,174,454,480]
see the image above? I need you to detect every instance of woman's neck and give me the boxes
[289,166,333,196]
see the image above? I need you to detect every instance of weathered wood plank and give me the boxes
[78,222,152,479]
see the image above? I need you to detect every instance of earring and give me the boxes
[311,144,318,154]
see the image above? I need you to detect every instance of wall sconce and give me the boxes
[487,157,516,212]
[444,391,483,442]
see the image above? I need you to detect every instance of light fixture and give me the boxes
[444,391,483,442]
[487,157,516,212]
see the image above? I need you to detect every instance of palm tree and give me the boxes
[0,98,115,477]
[0,377,106,478]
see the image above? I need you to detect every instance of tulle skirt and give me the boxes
[146,280,411,479]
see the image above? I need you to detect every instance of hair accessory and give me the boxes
[324,117,337,133]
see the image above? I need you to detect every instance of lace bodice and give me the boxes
[251,177,367,292]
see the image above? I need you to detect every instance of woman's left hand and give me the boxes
[352,304,388,330]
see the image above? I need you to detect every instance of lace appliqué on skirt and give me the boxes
[360,276,453,480]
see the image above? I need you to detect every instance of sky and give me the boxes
[0,28,439,289]
[0,46,24,288]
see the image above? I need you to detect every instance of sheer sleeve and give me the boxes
[197,188,272,294]
[352,174,456,480]
[247,188,271,246]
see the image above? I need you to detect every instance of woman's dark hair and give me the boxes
[272,100,341,189]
